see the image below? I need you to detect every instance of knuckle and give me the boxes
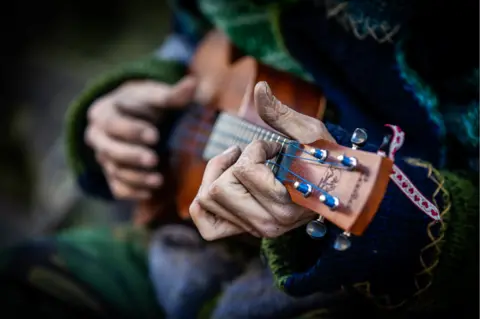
[207,182,223,199]
[189,200,200,218]
[88,97,109,122]
[208,155,226,168]
[276,207,298,224]
[261,223,282,239]
[87,102,100,122]
[111,183,127,199]
[199,229,216,241]
[232,158,253,178]
[310,120,327,137]
[250,139,267,151]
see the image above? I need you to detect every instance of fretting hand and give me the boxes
[189,81,336,240]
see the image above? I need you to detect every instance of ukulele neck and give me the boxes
[202,112,291,161]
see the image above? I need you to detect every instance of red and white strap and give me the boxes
[377,125,441,221]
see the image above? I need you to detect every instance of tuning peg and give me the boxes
[337,154,358,170]
[306,216,327,239]
[351,128,368,150]
[319,193,339,210]
[293,181,312,197]
[307,147,328,162]
[333,232,351,251]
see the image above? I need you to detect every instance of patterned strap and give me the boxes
[378,125,441,221]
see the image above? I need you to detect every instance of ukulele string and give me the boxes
[277,153,348,169]
[170,122,338,195]
[173,128,347,170]
[266,160,330,196]
[171,112,346,169]
[172,124,347,169]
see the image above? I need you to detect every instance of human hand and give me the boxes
[85,76,197,200]
[189,81,336,240]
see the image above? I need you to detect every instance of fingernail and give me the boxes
[147,174,163,186]
[142,154,157,166]
[263,81,273,101]
[222,145,239,154]
[142,129,158,144]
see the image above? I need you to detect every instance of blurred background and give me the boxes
[0,0,171,248]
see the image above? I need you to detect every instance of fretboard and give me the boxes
[202,112,291,161]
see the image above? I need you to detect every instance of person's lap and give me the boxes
[0,223,369,319]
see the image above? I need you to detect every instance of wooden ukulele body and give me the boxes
[134,31,326,225]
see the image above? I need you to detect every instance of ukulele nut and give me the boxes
[337,154,357,169]
[294,181,312,197]
[319,194,339,210]
[308,148,328,161]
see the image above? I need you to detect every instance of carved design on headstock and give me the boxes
[346,175,362,209]
[317,165,341,193]
[346,172,370,209]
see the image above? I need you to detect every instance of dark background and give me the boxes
[0,0,172,248]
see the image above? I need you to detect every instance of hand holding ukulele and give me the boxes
[85,77,197,200]
[189,81,336,240]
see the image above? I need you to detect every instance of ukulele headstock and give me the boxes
[274,129,392,242]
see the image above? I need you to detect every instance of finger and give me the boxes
[109,179,152,200]
[200,180,270,237]
[196,185,262,237]
[232,139,310,225]
[85,127,158,168]
[103,160,163,189]
[254,81,335,144]
[163,76,198,107]
[201,145,242,184]
[232,140,287,201]
[118,76,197,111]
[200,143,282,235]
[197,146,259,232]
[189,200,244,241]
[103,113,159,145]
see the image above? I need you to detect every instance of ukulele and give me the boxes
[134,30,393,248]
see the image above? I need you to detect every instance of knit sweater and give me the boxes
[65,0,479,316]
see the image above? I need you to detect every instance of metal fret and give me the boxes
[202,112,290,161]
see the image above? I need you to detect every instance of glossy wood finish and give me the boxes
[282,139,392,235]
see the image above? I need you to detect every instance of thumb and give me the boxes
[254,81,335,144]
[164,75,198,108]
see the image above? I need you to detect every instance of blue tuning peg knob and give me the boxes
[307,148,328,162]
[337,154,358,169]
[319,194,339,210]
[293,181,312,197]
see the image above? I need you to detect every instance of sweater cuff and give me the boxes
[65,57,187,199]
